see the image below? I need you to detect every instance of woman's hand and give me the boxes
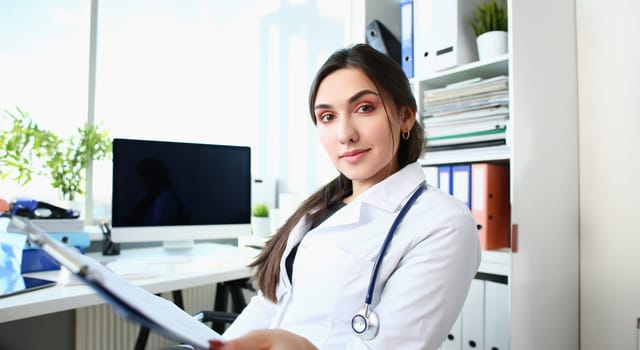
[209,329,318,350]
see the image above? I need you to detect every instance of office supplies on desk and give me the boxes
[1,231,57,298]
[10,199,80,219]
[0,198,9,212]
[21,246,86,273]
[0,275,56,298]
[9,216,222,349]
[100,222,120,256]
[8,218,84,233]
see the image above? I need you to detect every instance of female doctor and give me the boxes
[213,44,481,350]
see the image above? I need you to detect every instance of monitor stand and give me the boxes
[162,239,195,251]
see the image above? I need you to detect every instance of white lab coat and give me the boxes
[224,162,481,349]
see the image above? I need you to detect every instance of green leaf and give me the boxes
[0,107,113,201]
[468,0,508,36]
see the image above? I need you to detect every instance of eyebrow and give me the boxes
[314,89,379,110]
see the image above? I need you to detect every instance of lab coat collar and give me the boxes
[317,162,426,229]
[277,162,426,294]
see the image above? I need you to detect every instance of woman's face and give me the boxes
[313,67,407,191]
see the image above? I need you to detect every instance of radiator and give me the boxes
[76,285,217,350]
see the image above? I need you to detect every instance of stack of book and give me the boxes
[422,76,509,152]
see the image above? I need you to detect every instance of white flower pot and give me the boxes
[251,216,271,237]
[476,30,508,61]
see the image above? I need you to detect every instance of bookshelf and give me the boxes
[365,0,580,349]
[415,53,508,90]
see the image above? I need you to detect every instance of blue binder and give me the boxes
[451,164,472,209]
[400,0,414,78]
[438,165,452,194]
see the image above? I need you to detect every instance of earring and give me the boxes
[402,130,410,140]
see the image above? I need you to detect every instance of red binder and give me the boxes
[471,163,510,250]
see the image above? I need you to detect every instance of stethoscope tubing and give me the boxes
[364,181,427,305]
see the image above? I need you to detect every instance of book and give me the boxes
[427,127,508,147]
[423,105,509,122]
[425,114,509,138]
[423,76,508,102]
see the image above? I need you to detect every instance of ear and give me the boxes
[401,107,417,131]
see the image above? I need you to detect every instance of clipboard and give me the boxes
[9,216,221,350]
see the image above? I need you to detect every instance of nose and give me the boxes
[337,116,358,144]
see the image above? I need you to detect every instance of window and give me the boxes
[0,0,90,202]
[2,0,351,223]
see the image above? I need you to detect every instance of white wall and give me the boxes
[577,0,640,349]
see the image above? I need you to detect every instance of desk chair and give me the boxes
[203,277,255,333]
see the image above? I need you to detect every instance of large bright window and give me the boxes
[0,0,90,201]
[2,0,351,223]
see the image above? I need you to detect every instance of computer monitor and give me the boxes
[110,138,252,249]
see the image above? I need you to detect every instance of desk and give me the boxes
[0,243,258,323]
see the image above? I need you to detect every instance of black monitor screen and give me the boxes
[111,138,251,228]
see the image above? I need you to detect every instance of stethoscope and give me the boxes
[351,181,426,340]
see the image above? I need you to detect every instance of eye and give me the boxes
[356,104,375,114]
[317,113,337,123]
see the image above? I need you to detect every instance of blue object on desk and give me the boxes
[48,232,90,248]
[22,232,90,249]
[21,246,85,273]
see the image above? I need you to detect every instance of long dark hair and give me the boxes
[250,43,425,302]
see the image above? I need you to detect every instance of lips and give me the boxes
[340,148,369,159]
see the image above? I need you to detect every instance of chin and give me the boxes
[338,168,373,182]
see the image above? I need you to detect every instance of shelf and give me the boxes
[478,249,510,276]
[415,54,509,89]
[419,145,511,166]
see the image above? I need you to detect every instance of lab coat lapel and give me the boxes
[315,162,427,231]
[316,200,363,230]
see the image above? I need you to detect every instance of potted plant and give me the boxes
[0,107,112,202]
[251,203,271,237]
[469,0,508,60]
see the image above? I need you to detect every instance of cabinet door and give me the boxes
[508,0,579,349]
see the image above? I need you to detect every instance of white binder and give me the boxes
[461,278,485,349]
[413,0,487,77]
[484,280,509,349]
[440,313,463,349]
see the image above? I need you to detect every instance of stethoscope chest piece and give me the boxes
[351,306,379,340]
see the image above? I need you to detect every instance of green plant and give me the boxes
[0,107,112,201]
[469,0,508,37]
[252,203,270,217]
